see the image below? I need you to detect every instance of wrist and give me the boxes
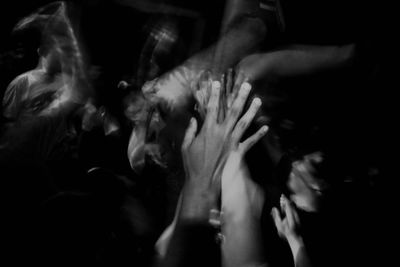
[287,234,304,259]
[179,183,218,223]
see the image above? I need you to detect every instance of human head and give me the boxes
[286,151,331,212]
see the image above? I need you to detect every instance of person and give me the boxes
[269,144,383,267]
[2,1,91,125]
[126,0,268,172]
[271,195,312,267]
[2,46,70,121]
[218,70,268,267]
[155,72,268,267]
[0,4,95,264]
[268,149,332,267]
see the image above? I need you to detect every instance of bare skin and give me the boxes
[156,75,268,267]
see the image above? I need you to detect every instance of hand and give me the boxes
[180,76,267,221]
[193,70,212,120]
[193,69,249,122]
[271,195,304,256]
[221,69,267,220]
[220,70,268,267]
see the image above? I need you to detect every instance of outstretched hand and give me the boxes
[221,69,267,220]
[271,195,301,241]
[272,194,306,262]
[180,73,268,221]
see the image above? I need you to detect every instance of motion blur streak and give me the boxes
[9,1,92,118]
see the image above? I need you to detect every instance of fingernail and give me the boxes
[280,194,285,205]
[253,97,262,107]
[261,125,269,133]
[241,82,251,93]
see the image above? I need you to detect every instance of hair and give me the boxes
[276,127,352,196]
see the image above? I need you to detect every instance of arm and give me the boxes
[222,156,267,267]
[156,76,267,267]
[220,0,263,34]
[142,8,266,114]
[154,81,223,267]
[237,44,356,82]
[221,71,268,267]
[271,195,312,267]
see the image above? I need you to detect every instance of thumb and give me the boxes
[181,117,198,151]
[271,207,283,233]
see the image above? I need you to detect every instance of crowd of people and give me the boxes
[0,0,392,266]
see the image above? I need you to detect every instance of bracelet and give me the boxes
[209,209,225,244]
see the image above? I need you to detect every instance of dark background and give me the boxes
[0,0,395,266]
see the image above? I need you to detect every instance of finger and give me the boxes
[226,68,233,95]
[194,89,207,119]
[292,204,300,225]
[205,81,221,124]
[226,82,252,130]
[232,70,248,97]
[206,71,213,104]
[218,73,226,123]
[285,195,300,225]
[232,97,262,144]
[181,117,198,151]
[190,78,197,92]
[226,69,234,108]
[199,70,211,103]
[282,194,295,227]
[220,73,226,95]
[239,125,268,153]
[271,207,283,233]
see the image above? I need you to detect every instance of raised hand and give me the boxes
[180,74,267,222]
[272,195,310,267]
[220,71,268,267]
[272,195,301,242]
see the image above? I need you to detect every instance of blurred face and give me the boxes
[287,151,329,212]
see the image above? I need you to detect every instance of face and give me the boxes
[287,151,329,212]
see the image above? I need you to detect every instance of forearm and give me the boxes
[145,14,266,114]
[155,183,220,267]
[179,181,219,223]
[156,221,220,267]
[222,216,265,267]
[158,12,267,82]
[222,164,266,267]
[197,14,267,76]
[238,44,355,82]
[221,0,263,34]
[287,236,312,267]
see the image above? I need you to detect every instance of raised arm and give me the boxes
[156,74,267,267]
[141,4,266,115]
[221,71,269,267]
[237,44,355,83]
[271,195,312,267]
